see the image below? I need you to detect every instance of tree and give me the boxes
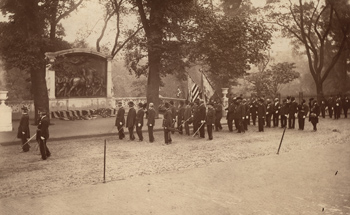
[0,0,80,121]
[266,0,350,100]
[246,62,300,98]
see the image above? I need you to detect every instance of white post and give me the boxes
[0,91,13,131]
[106,57,113,98]
[45,55,56,99]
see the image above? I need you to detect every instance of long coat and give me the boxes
[17,114,30,139]
[136,108,145,127]
[37,115,49,140]
[147,108,156,126]
[163,109,173,128]
[126,107,136,128]
[115,107,125,126]
[309,104,320,123]
[206,107,215,124]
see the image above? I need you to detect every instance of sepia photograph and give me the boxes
[0,0,349,214]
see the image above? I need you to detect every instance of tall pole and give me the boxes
[103,139,106,183]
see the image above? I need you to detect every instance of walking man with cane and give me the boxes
[18,106,30,152]
[37,109,51,160]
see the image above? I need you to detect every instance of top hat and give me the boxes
[128,101,134,106]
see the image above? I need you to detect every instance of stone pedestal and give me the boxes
[46,67,56,99]
[0,91,13,131]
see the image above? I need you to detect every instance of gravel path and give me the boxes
[0,117,349,199]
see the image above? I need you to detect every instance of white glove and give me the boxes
[295,113,297,117]
[201,120,205,123]
[242,117,245,119]
[119,122,122,125]
[275,111,278,114]
[266,112,268,115]
[40,136,45,140]
[138,123,141,127]
[246,116,248,119]
[303,116,305,119]
[22,132,25,134]
[149,124,152,126]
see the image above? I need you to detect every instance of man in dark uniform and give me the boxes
[320,98,327,118]
[183,101,192,136]
[163,102,173,144]
[265,99,273,128]
[169,101,177,134]
[37,110,51,160]
[273,98,281,127]
[192,99,200,135]
[297,99,308,130]
[206,103,215,140]
[334,95,342,119]
[327,96,334,118]
[280,99,288,128]
[214,99,223,131]
[309,99,320,131]
[250,98,258,126]
[177,100,185,134]
[198,100,206,138]
[226,98,235,132]
[343,95,349,118]
[288,97,298,129]
[257,98,266,132]
[126,101,136,141]
[234,97,245,133]
[115,101,125,140]
[147,103,156,142]
[136,103,145,141]
[18,106,30,152]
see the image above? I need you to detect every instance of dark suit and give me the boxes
[163,109,173,144]
[288,101,298,129]
[37,115,51,160]
[147,108,156,142]
[198,104,206,138]
[273,101,280,127]
[184,104,192,135]
[206,107,215,140]
[257,103,266,132]
[136,108,144,141]
[115,107,125,139]
[177,104,185,134]
[343,97,349,118]
[214,103,222,131]
[126,107,136,140]
[309,104,320,131]
[18,113,30,152]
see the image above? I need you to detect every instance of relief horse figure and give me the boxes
[67,68,94,97]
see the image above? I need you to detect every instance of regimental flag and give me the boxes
[188,75,200,102]
[201,72,215,103]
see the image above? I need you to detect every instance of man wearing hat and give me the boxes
[234,97,245,133]
[198,99,206,138]
[115,101,125,140]
[147,103,156,142]
[206,103,215,140]
[257,98,266,132]
[136,102,145,141]
[162,102,173,144]
[18,106,30,152]
[126,101,136,141]
[273,98,281,127]
[36,109,51,160]
[288,97,298,129]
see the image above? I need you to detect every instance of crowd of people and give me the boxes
[16,94,349,157]
[114,94,349,145]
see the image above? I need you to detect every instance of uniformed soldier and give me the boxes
[36,110,51,160]
[169,101,177,134]
[163,102,173,144]
[288,97,298,129]
[136,103,145,141]
[18,106,30,152]
[320,98,327,118]
[198,100,206,138]
[334,96,342,119]
[242,99,250,131]
[257,98,266,132]
[226,97,235,132]
[327,96,334,118]
[234,97,245,133]
[265,99,273,128]
[192,100,200,135]
[297,99,309,130]
[309,99,320,131]
[280,99,288,128]
[250,98,258,126]
[147,103,156,142]
[206,103,215,140]
[177,100,185,134]
[126,101,136,141]
[183,101,192,136]
[115,101,125,140]
[214,100,223,131]
[273,98,281,127]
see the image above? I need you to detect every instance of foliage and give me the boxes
[265,0,350,99]
[246,62,300,98]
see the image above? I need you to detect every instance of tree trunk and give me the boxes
[31,66,50,123]
[315,80,323,103]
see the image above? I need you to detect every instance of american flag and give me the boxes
[191,83,200,102]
